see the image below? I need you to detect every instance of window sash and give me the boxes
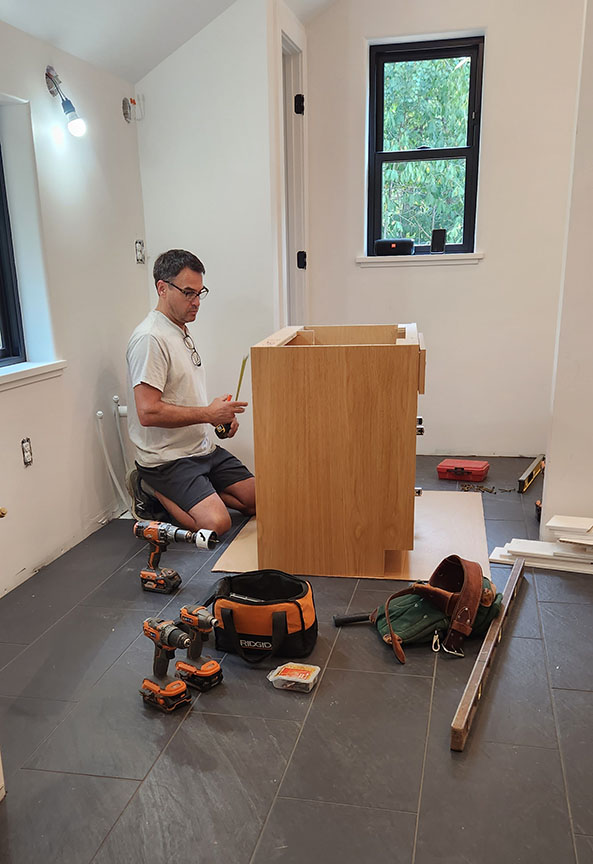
[368,37,484,255]
[0,144,25,365]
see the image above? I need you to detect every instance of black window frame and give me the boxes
[367,36,484,256]
[0,143,25,366]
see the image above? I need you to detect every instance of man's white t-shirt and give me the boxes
[126,310,215,467]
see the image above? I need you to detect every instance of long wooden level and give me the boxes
[450,557,525,751]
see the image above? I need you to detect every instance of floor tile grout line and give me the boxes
[326,666,434,679]
[276,793,418,816]
[551,685,593,694]
[88,695,197,864]
[539,600,593,607]
[536,571,580,864]
[479,739,560,752]
[0,693,78,704]
[18,764,143,783]
[410,652,438,864]
[12,698,80,774]
[246,578,360,864]
[0,545,147,679]
[191,709,307,722]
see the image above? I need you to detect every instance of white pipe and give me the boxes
[112,395,131,473]
[96,411,130,513]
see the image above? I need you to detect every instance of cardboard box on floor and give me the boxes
[214,491,491,582]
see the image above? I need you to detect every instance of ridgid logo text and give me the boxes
[239,639,272,650]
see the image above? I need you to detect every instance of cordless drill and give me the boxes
[175,605,223,691]
[133,520,219,593]
[139,617,192,712]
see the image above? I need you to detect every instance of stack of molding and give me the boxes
[490,515,593,574]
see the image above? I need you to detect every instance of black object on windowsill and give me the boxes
[374,238,415,256]
[430,229,446,253]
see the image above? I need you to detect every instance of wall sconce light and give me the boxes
[45,66,87,137]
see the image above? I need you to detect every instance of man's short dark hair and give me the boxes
[153,249,205,287]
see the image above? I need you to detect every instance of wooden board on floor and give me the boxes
[213,491,490,581]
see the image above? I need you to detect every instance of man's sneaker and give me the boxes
[125,469,167,521]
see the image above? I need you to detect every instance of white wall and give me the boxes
[305,0,586,456]
[541,1,593,531]
[0,21,146,593]
[136,0,292,471]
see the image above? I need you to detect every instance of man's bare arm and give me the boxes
[134,382,247,428]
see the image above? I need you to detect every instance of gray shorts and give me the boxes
[137,446,253,513]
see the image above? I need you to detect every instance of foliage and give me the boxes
[381,56,470,245]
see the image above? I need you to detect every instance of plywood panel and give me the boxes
[385,491,491,580]
[213,492,490,581]
[304,325,401,345]
[252,340,418,576]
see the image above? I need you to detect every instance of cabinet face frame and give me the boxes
[252,324,425,577]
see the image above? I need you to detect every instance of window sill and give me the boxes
[0,360,67,393]
[355,252,485,268]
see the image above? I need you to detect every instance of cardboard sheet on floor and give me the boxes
[214,491,490,581]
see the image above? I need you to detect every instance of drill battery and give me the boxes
[139,678,192,713]
[175,658,223,691]
[140,566,181,594]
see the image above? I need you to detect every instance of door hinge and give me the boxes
[294,94,305,115]
[297,250,307,269]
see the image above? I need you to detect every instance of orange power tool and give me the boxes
[139,618,192,713]
[175,605,223,691]
[133,520,219,593]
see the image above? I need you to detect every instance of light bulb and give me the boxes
[61,98,87,137]
[67,116,87,137]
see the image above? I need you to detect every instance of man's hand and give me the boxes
[225,417,240,438]
[208,395,248,425]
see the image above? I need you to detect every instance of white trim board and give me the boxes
[546,515,593,533]
[506,538,593,563]
[490,546,593,575]
[558,535,593,547]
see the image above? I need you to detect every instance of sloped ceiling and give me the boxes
[0,0,334,83]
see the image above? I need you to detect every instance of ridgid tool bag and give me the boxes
[204,570,317,663]
[334,555,502,664]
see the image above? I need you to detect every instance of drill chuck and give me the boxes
[134,521,218,550]
[143,618,190,650]
[179,605,218,630]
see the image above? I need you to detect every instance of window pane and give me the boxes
[383,57,470,151]
[382,159,466,245]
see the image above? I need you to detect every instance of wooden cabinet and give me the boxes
[251,324,426,577]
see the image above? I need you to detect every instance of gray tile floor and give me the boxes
[0,457,591,863]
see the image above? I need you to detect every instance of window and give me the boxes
[0,144,25,365]
[368,36,484,255]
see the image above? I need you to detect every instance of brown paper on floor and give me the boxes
[213,491,491,581]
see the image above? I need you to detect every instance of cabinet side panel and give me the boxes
[252,344,418,576]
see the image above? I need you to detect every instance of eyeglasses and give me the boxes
[183,332,201,366]
[165,280,209,302]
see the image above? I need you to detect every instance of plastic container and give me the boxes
[437,459,490,481]
[267,662,321,692]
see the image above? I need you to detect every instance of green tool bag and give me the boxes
[334,555,502,664]
[371,555,502,663]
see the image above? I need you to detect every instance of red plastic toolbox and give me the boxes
[437,459,490,481]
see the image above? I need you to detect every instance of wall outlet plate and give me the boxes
[21,437,33,466]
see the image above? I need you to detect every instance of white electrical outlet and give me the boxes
[21,437,33,466]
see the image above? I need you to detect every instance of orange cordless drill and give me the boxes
[175,605,223,691]
[133,520,219,593]
[139,617,192,712]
